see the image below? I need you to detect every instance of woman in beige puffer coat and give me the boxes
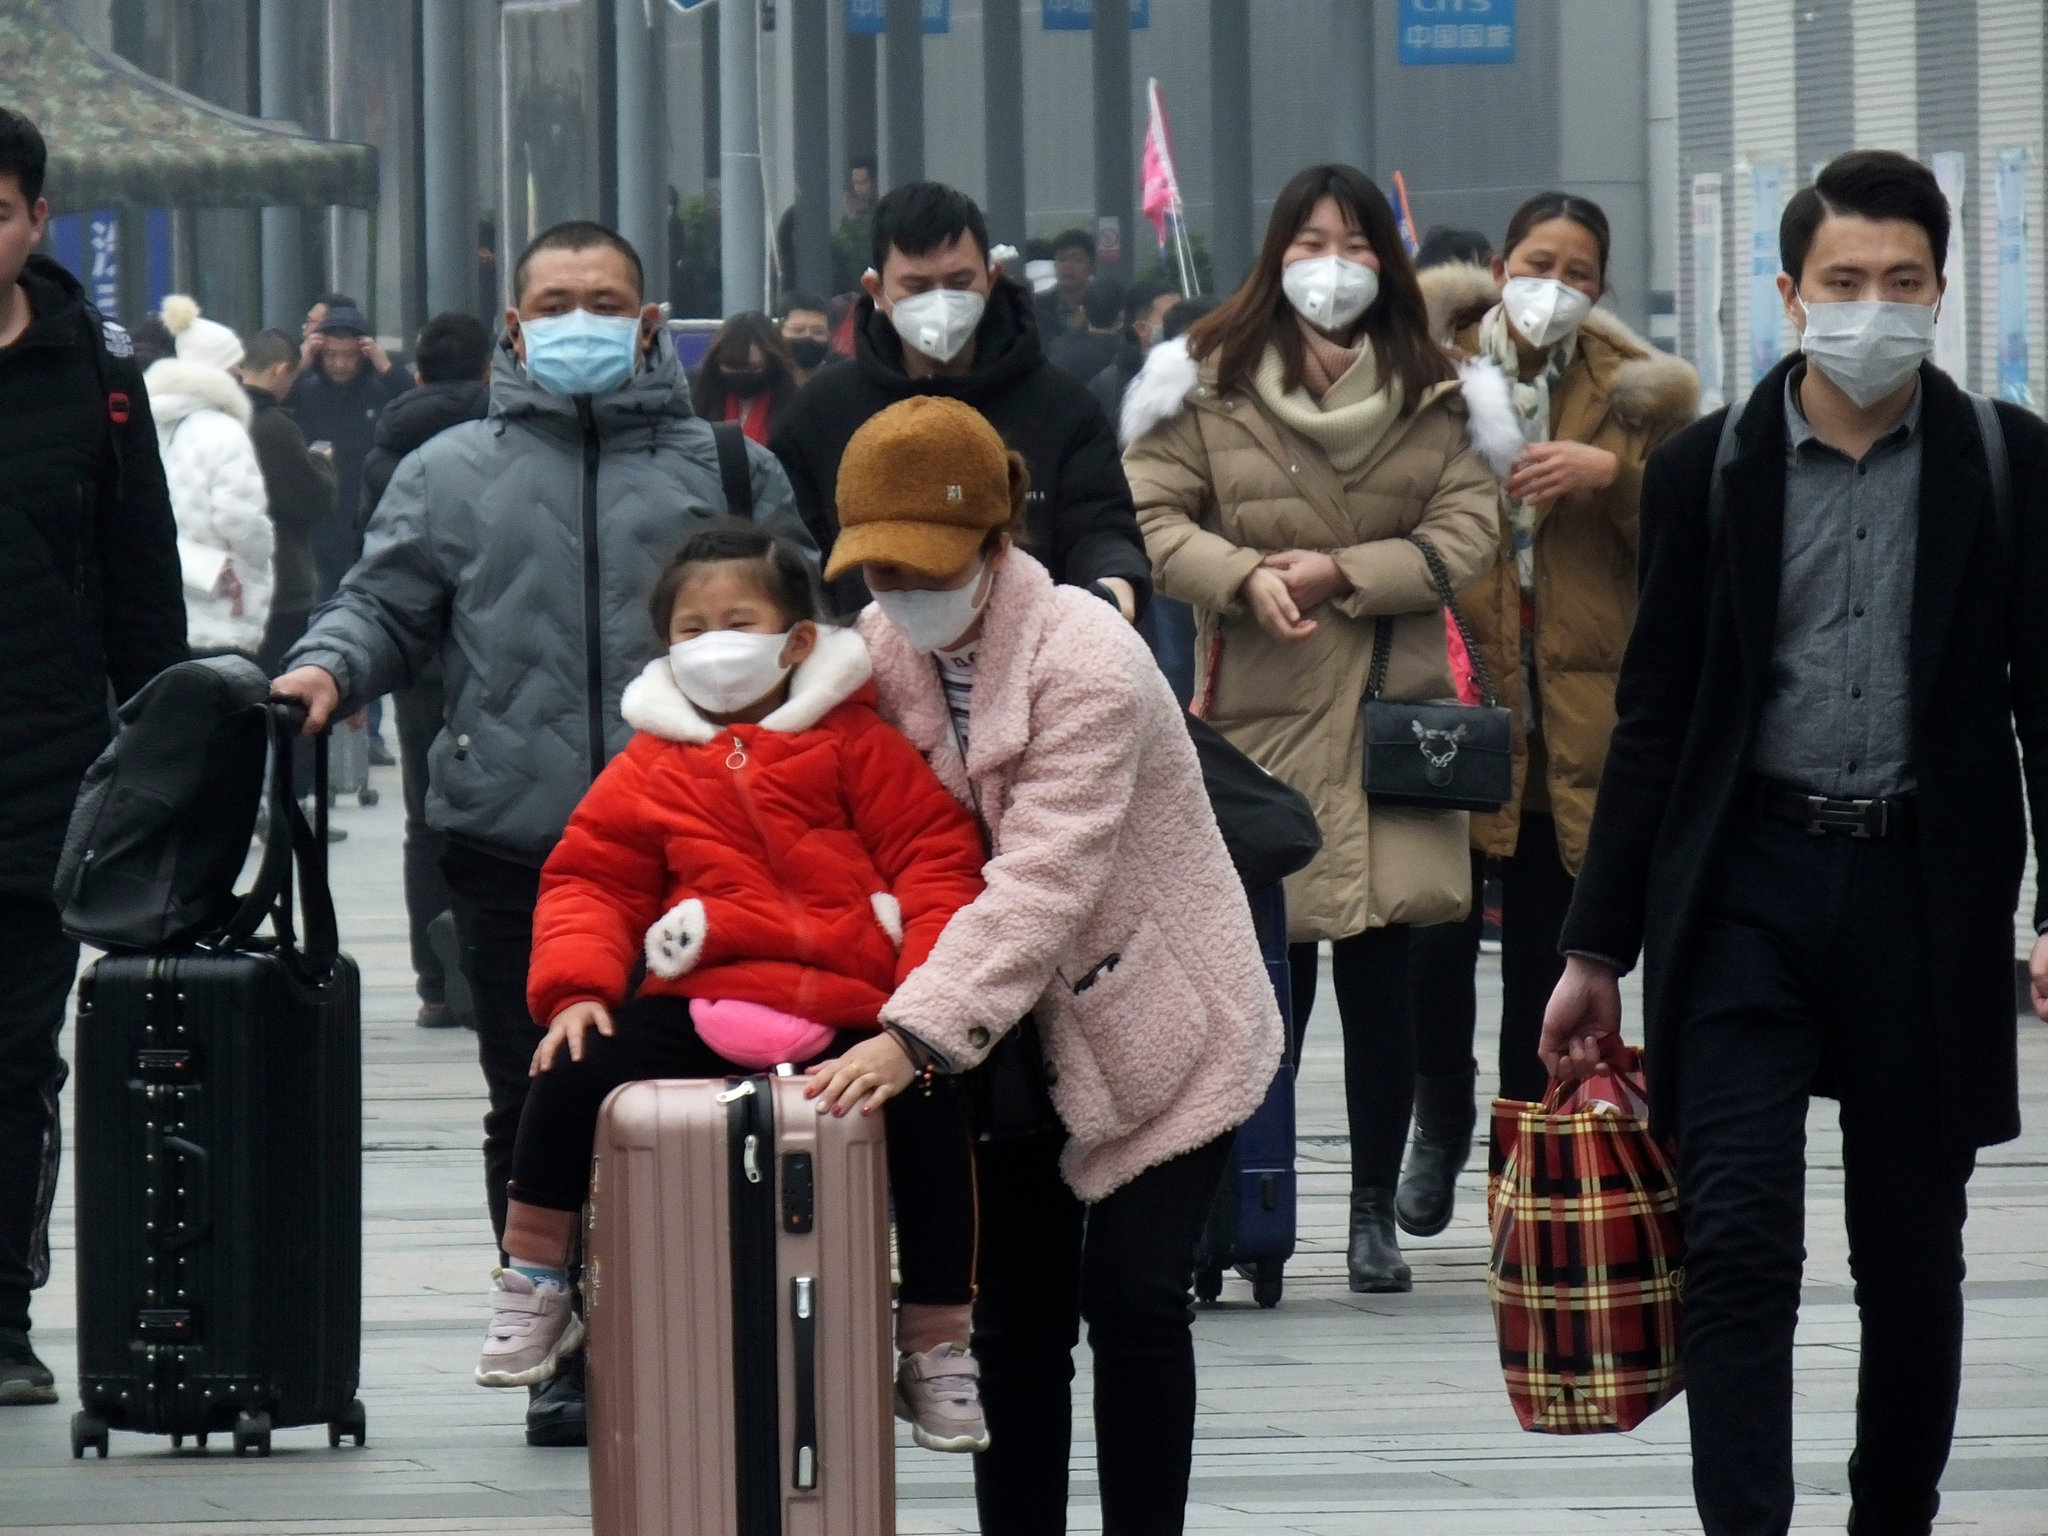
[1121,164,1513,1293]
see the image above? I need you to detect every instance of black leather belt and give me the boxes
[1747,776,1917,839]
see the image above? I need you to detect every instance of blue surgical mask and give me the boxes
[519,308,643,397]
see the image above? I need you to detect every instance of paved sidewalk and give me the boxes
[3,762,2044,1533]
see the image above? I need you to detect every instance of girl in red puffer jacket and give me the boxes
[475,523,993,1456]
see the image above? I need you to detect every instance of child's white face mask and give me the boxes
[667,630,791,714]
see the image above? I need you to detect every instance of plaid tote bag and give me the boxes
[1486,1048,1685,1433]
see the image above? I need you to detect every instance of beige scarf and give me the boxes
[1251,321,1406,475]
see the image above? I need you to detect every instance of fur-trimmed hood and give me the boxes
[145,356,254,429]
[1418,261,1701,434]
[1117,333,1524,478]
[618,624,873,743]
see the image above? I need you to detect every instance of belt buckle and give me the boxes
[1804,794,1881,838]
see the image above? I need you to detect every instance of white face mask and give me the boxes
[667,630,792,715]
[889,288,987,364]
[1501,276,1595,350]
[1280,254,1380,332]
[1795,298,1938,409]
[871,561,990,654]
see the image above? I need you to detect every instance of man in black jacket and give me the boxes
[286,300,410,600]
[358,311,493,1033]
[0,110,185,1405]
[1544,151,2048,1536]
[770,181,1149,619]
[237,327,336,674]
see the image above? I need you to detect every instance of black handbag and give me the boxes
[1361,534,1513,813]
[1184,712,1322,888]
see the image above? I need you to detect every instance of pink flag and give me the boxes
[1141,79,1181,247]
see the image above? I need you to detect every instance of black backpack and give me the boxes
[55,657,333,960]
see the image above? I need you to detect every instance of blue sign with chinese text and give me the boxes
[848,0,949,35]
[1042,0,1149,31]
[1397,0,1514,66]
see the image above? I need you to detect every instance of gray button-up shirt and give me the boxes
[1750,366,1921,797]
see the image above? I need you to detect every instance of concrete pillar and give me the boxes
[885,0,924,186]
[983,0,1025,247]
[1330,0,1372,171]
[1092,0,1133,280]
[420,1,467,318]
[845,32,878,170]
[1646,0,1679,350]
[1210,0,1252,293]
[791,0,833,297]
[721,0,767,313]
[614,0,663,292]
[257,0,302,328]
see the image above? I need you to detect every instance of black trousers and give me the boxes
[0,896,80,1336]
[393,676,449,1006]
[510,995,977,1306]
[1674,813,1976,1536]
[1409,813,1575,1104]
[440,840,545,1247]
[1289,927,1411,1187]
[971,1130,1232,1536]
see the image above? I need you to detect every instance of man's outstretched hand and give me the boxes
[1539,954,1624,1081]
[272,665,342,734]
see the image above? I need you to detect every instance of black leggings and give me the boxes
[1408,814,1574,1105]
[509,994,977,1306]
[1289,927,1412,1189]
[971,1129,1233,1536]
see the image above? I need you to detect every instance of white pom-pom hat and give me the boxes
[160,293,245,373]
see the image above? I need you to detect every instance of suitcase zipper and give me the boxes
[727,1078,782,1532]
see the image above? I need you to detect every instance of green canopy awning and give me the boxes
[0,0,377,211]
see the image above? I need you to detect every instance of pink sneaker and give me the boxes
[894,1343,990,1453]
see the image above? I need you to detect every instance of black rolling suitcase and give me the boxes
[66,694,364,1458]
[1193,883,1297,1308]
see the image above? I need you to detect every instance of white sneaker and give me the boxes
[894,1343,991,1453]
[475,1268,584,1388]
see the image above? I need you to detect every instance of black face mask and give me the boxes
[721,367,773,398]
[787,338,830,371]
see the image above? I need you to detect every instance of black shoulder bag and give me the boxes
[1361,533,1514,813]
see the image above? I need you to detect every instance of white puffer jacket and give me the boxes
[146,358,274,654]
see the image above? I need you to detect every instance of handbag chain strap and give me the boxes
[1364,533,1501,709]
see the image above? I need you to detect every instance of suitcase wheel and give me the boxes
[328,1398,367,1449]
[170,1432,182,1450]
[1252,1260,1284,1310]
[232,1410,272,1458]
[1194,1265,1223,1304]
[358,786,379,808]
[70,1410,109,1460]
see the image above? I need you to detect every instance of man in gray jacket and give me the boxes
[273,221,808,1445]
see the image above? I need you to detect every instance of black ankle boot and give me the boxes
[1347,1188,1412,1293]
[1396,1065,1479,1238]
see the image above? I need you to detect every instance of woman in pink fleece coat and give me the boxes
[804,395,1282,1536]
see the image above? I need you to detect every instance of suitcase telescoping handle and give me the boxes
[216,703,340,974]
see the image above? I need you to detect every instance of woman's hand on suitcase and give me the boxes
[532,1001,615,1075]
[804,1032,915,1116]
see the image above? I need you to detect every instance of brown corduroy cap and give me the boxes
[824,396,1017,580]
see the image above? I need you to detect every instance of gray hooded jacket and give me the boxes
[287,328,810,864]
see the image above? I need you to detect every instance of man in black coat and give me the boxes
[357,311,493,1033]
[236,327,337,674]
[770,181,1149,619]
[0,111,185,1404]
[1545,151,2048,1536]
[285,300,410,600]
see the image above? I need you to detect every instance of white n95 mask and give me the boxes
[1501,276,1595,350]
[872,563,990,654]
[1281,255,1380,332]
[1796,299,1937,409]
[890,289,986,364]
[667,630,792,714]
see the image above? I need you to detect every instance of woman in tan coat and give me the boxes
[1121,164,1512,1292]
[1397,194,1699,1240]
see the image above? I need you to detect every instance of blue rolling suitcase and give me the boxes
[1194,883,1296,1308]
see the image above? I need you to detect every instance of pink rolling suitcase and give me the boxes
[584,1073,895,1536]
